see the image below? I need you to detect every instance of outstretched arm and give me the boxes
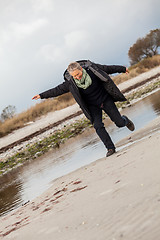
[95,63,127,75]
[32,81,69,100]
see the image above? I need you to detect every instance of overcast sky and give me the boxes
[0,0,160,114]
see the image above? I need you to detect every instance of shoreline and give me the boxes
[1,116,160,239]
[0,76,160,176]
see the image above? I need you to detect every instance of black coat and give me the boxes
[39,60,127,122]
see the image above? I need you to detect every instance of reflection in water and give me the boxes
[0,172,22,215]
[0,90,160,217]
[150,92,160,114]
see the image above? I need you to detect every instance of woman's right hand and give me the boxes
[32,94,40,100]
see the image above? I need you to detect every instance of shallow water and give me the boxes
[0,90,160,217]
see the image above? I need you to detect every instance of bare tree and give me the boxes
[1,105,16,121]
[128,29,160,65]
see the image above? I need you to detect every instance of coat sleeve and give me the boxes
[39,81,69,99]
[95,63,126,75]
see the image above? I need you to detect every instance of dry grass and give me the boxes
[113,55,160,85]
[0,93,75,138]
[0,55,160,138]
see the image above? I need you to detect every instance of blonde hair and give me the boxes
[67,62,81,74]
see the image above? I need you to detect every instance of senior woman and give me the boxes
[32,60,135,157]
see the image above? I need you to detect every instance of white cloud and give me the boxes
[38,43,66,62]
[5,19,48,41]
[31,0,54,13]
[65,30,90,50]
[37,30,91,63]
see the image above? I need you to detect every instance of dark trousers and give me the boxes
[89,96,127,150]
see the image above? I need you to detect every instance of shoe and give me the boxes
[106,148,116,157]
[124,116,135,131]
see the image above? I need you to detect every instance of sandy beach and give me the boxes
[1,115,160,240]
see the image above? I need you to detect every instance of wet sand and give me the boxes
[1,116,160,240]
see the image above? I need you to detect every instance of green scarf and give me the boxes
[73,68,92,89]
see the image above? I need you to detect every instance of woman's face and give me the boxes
[70,68,83,80]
